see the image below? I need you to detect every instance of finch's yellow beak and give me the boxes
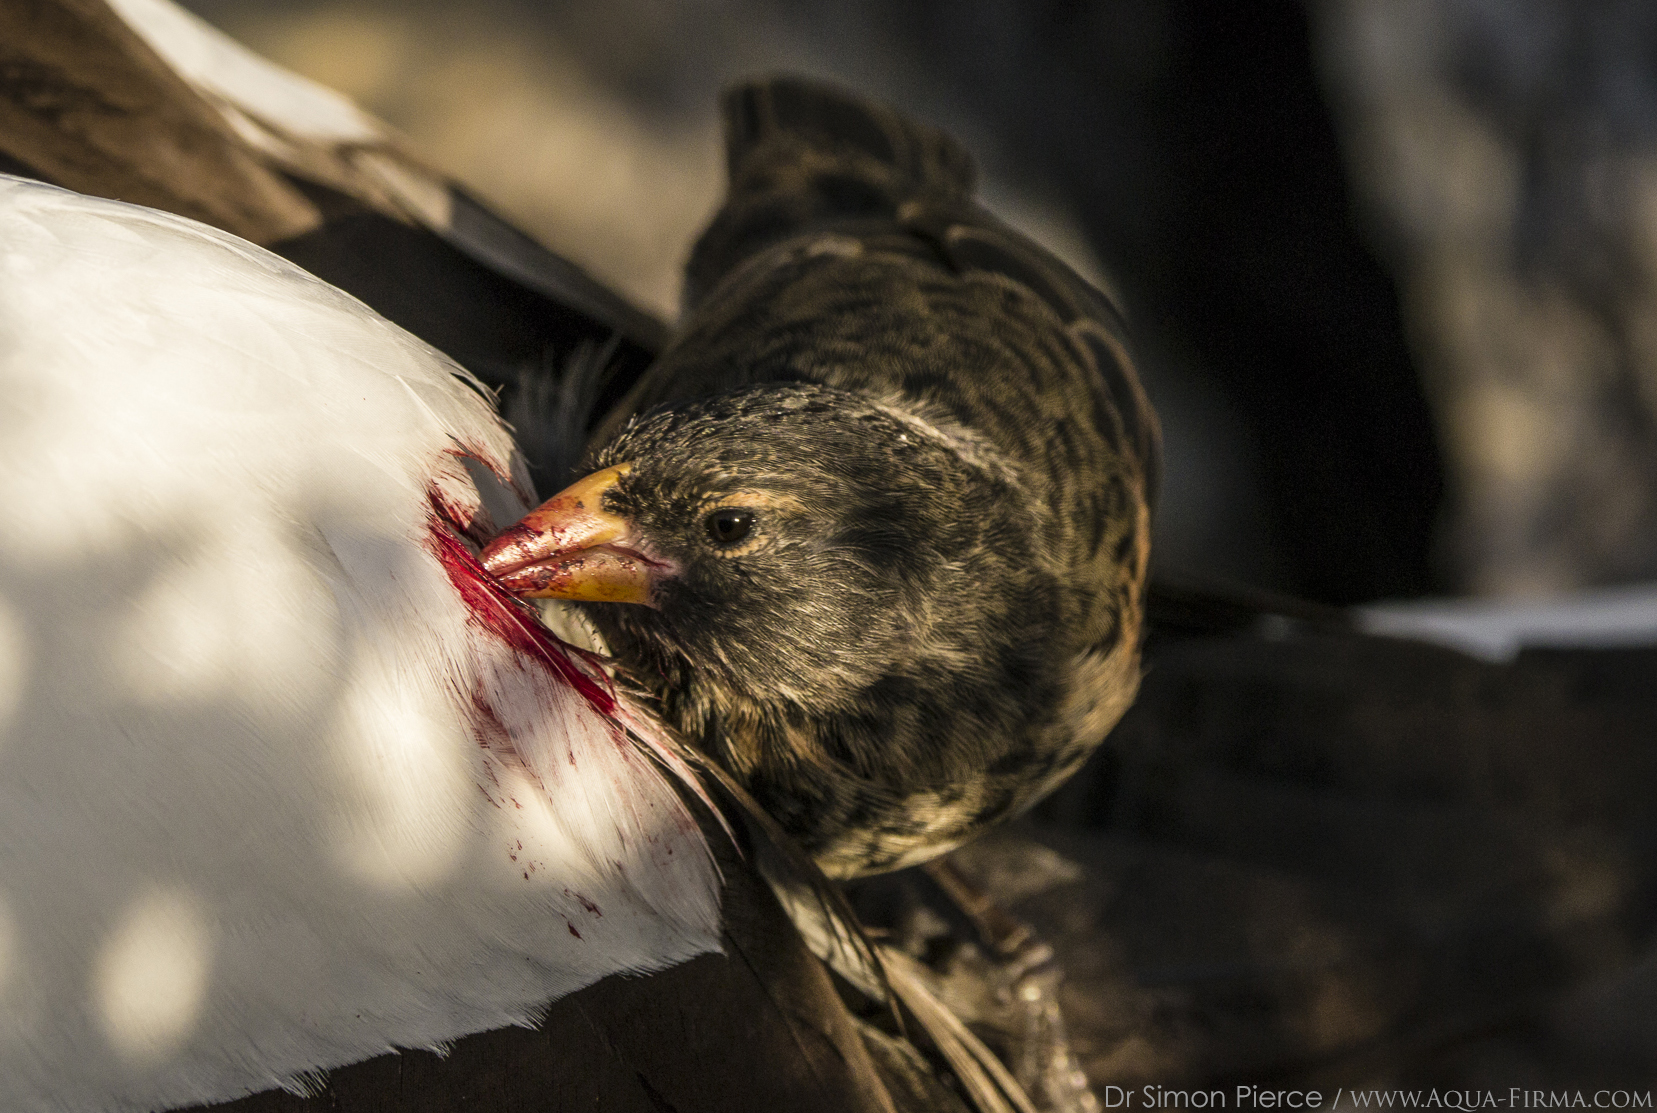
[479,464,661,605]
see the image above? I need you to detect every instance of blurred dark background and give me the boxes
[182,0,1657,609]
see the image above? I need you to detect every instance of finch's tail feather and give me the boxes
[684,76,976,308]
[685,75,1161,509]
[722,76,976,197]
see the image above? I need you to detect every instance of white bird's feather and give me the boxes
[0,176,721,1112]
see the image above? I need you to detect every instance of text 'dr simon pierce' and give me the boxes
[1103,1089,1653,1110]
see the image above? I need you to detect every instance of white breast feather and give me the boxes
[0,176,721,1112]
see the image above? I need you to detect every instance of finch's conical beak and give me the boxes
[479,464,661,604]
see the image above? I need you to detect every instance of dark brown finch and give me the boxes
[481,76,1160,878]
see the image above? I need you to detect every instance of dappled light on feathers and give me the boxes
[0,176,720,1112]
[93,888,214,1067]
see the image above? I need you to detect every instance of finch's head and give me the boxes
[481,383,1053,709]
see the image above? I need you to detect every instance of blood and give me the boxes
[428,483,483,545]
[428,481,730,851]
[426,489,616,717]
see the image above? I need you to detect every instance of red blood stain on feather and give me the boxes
[428,481,486,547]
[435,449,536,546]
[425,473,730,856]
[426,488,615,717]
[469,681,548,790]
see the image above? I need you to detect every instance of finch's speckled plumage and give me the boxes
[576,78,1160,877]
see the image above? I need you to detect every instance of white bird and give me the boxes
[0,174,721,1112]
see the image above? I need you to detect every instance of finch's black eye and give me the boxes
[706,508,756,545]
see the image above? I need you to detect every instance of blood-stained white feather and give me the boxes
[0,175,720,1112]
